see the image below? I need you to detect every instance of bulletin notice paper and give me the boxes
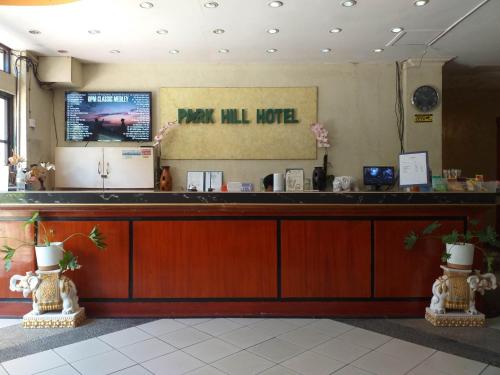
[399,152,429,186]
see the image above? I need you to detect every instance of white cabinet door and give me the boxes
[55,147,103,189]
[103,147,154,189]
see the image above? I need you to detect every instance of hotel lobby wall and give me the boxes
[46,63,443,189]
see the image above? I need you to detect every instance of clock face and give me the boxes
[412,85,439,112]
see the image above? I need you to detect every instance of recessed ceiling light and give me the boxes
[268,1,283,8]
[342,0,357,7]
[414,0,428,6]
[329,28,342,33]
[267,28,279,34]
[373,48,384,53]
[156,29,168,34]
[321,48,332,53]
[213,28,225,34]
[88,29,101,35]
[203,1,219,8]
[391,27,404,33]
[57,49,68,54]
[110,49,120,54]
[28,29,41,34]
[169,49,180,54]
[139,1,154,9]
[218,49,229,53]
[266,48,278,53]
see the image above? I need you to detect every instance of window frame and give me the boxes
[0,91,14,166]
[0,43,11,73]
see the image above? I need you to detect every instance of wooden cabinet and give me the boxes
[281,220,372,298]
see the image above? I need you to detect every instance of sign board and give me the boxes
[414,114,433,123]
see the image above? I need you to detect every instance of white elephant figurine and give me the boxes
[9,271,79,315]
[430,275,449,314]
[466,272,497,315]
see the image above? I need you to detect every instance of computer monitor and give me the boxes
[363,166,395,190]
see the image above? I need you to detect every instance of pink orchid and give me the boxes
[310,123,330,148]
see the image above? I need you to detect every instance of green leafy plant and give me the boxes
[1,212,106,272]
[404,219,499,272]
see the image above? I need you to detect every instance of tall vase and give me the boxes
[159,166,172,191]
[312,166,326,191]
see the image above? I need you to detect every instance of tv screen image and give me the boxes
[65,92,152,142]
[363,166,395,187]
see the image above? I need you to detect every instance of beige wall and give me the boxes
[443,88,499,180]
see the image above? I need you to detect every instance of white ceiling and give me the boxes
[0,0,499,66]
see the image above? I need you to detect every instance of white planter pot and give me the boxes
[446,242,475,270]
[35,242,64,271]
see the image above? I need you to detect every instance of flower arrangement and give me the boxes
[310,123,330,148]
[25,162,55,191]
[8,151,25,167]
[153,121,179,149]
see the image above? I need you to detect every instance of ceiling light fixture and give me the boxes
[169,49,180,54]
[139,1,154,9]
[213,28,225,34]
[268,1,283,8]
[391,27,404,33]
[266,48,278,53]
[88,29,101,35]
[218,49,229,53]
[110,49,120,54]
[28,29,41,34]
[341,0,357,7]
[156,29,168,34]
[321,48,332,53]
[203,1,219,8]
[414,0,428,6]
[57,50,68,54]
[329,28,342,33]
[267,28,279,34]
[373,48,384,53]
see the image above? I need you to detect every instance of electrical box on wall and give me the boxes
[37,56,83,88]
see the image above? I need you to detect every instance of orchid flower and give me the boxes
[310,123,330,148]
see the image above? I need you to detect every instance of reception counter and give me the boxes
[0,191,497,318]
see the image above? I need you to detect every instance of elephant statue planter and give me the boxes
[9,270,85,328]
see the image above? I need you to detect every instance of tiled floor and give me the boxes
[1,318,499,375]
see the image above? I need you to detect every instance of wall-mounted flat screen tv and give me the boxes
[65,91,152,142]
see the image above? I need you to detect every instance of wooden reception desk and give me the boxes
[0,191,497,317]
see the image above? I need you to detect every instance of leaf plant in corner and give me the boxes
[404,219,499,273]
[1,212,106,272]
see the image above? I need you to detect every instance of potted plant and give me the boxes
[404,219,499,272]
[1,212,106,272]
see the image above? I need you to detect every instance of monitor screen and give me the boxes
[65,91,152,142]
[363,166,395,186]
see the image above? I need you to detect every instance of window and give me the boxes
[0,43,11,73]
[0,92,13,166]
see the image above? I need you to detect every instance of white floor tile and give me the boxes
[194,319,242,336]
[482,366,500,375]
[248,319,298,337]
[0,319,21,329]
[175,318,213,326]
[420,351,488,375]
[142,351,204,375]
[332,365,373,375]
[219,326,274,348]
[183,338,240,363]
[352,350,419,375]
[247,338,306,363]
[0,365,7,375]
[336,328,391,350]
[212,350,274,375]
[137,319,186,336]
[284,319,317,327]
[185,365,226,374]
[277,326,331,349]
[375,338,435,366]
[407,362,449,375]
[227,318,263,326]
[99,327,152,349]
[54,337,113,362]
[159,327,212,349]
[71,350,136,375]
[312,338,371,363]
[1,350,66,375]
[119,338,177,363]
[259,366,300,375]
[307,319,355,337]
[281,350,345,375]
[112,365,153,374]
[33,364,80,375]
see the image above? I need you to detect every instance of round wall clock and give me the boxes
[412,85,439,112]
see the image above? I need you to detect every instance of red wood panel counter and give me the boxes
[0,191,497,317]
